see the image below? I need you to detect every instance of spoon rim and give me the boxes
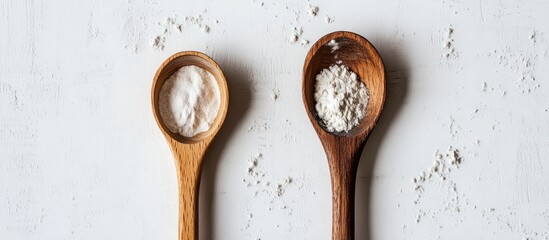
[151,51,229,144]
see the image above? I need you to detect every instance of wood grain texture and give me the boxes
[151,51,229,240]
[302,31,386,240]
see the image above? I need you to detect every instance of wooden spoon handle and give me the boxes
[325,142,363,240]
[170,142,209,240]
[176,159,200,240]
[330,161,358,240]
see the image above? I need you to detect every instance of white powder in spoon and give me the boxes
[159,65,220,137]
[314,64,369,133]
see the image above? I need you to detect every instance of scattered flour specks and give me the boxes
[242,153,294,199]
[151,15,211,51]
[449,116,464,140]
[274,177,293,197]
[488,46,540,94]
[289,26,303,44]
[416,210,427,223]
[442,26,457,58]
[306,5,319,16]
[241,152,296,237]
[271,89,280,100]
[411,146,469,228]
[529,30,538,45]
[412,146,463,204]
[280,3,334,45]
[247,117,270,133]
[0,83,20,111]
[327,39,340,52]
[325,15,334,24]
[151,36,165,51]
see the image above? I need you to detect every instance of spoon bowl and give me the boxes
[152,51,229,143]
[302,31,385,240]
[303,32,385,137]
[151,51,229,240]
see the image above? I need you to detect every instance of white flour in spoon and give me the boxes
[159,65,220,137]
[314,64,369,133]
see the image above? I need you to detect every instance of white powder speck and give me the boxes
[325,15,334,24]
[151,15,211,50]
[242,152,295,216]
[274,177,293,197]
[246,153,262,177]
[289,27,303,43]
[151,36,165,51]
[289,34,298,43]
[530,30,537,44]
[412,146,463,202]
[327,39,339,52]
[306,5,319,16]
[442,27,457,58]
[314,64,369,133]
[165,17,175,26]
[489,47,540,93]
[202,25,210,33]
[158,65,221,137]
[416,210,426,223]
[271,89,280,100]
[448,148,462,166]
[247,117,269,132]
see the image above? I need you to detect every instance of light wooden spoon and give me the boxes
[151,51,229,240]
[302,31,386,240]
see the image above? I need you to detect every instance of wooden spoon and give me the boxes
[151,51,229,240]
[302,31,386,240]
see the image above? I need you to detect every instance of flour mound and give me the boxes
[314,64,369,133]
[159,65,220,137]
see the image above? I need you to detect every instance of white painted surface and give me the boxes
[1,0,549,239]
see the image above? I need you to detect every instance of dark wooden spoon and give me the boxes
[302,31,386,240]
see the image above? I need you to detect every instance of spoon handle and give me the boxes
[170,142,209,240]
[331,166,357,240]
[326,145,362,240]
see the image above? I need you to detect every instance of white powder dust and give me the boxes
[530,30,538,44]
[314,64,369,133]
[411,146,466,228]
[271,89,280,100]
[151,36,165,51]
[488,47,540,94]
[289,26,303,43]
[442,27,457,58]
[151,16,211,51]
[159,65,221,137]
[247,117,270,133]
[274,177,293,197]
[413,147,463,194]
[306,5,319,16]
[327,39,340,52]
[412,146,464,212]
[243,153,294,198]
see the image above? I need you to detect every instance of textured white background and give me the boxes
[1,0,549,239]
